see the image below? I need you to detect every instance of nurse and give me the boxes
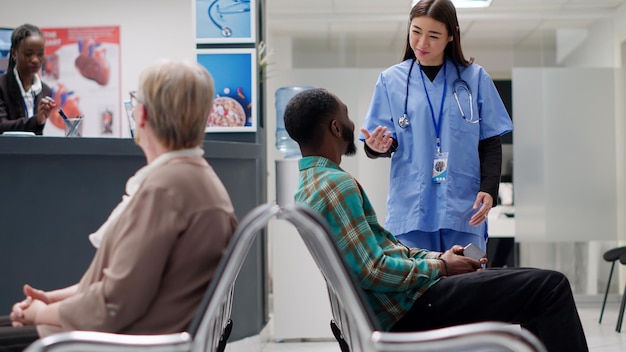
[360,0,512,252]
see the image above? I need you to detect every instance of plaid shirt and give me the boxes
[295,156,444,331]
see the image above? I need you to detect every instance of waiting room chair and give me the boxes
[26,203,548,352]
[279,205,548,352]
[615,251,626,332]
[599,246,626,329]
[24,203,281,352]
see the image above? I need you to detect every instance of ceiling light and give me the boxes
[411,0,492,8]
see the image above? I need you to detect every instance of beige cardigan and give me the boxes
[39,158,237,336]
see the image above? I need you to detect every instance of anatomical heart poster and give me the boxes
[41,26,121,137]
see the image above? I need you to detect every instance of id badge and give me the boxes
[432,152,448,183]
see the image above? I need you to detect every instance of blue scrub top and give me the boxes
[360,58,513,238]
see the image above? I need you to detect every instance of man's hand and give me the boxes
[440,245,486,276]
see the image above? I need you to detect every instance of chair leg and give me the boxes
[330,320,350,352]
[617,285,626,332]
[216,319,233,352]
[600,262,615,324]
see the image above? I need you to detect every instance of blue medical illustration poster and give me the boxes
[195,0,256,44]
[197,49,257,132]
[0,27,12,74]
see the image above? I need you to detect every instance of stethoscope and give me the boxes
[399,59,479,129]
[208,0,251,37]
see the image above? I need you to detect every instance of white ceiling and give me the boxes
[266,0,626,62]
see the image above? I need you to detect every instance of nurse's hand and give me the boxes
[361,126,393,153]
[469,191,493,226]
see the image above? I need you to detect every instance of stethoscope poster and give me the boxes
[194,0,256,44]
[196,48,257,132]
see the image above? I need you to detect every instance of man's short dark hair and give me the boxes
[283,88,340,148]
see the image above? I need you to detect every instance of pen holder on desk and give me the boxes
[64,117,83,137]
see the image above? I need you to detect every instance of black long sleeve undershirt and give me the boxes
[364,135,502,206]
[478,135,502,206]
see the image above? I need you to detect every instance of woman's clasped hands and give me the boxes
[10,284,51,327]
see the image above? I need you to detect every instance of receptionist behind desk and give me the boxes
[0,24,55,135]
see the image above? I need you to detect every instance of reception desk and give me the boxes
[0,136,266,341]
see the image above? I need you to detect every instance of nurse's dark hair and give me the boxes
[6,24,44,112]
[402,0,473,66]
[284,88,340,148]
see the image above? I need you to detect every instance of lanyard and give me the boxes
[23,91,37,118]
[418,59,447,154]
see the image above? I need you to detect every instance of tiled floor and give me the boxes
[579,302,626,352]
[228,300,626,351]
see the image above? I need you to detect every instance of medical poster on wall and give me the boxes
[194,0,256,44]
[197,48,257,132]
[40,26,121,138]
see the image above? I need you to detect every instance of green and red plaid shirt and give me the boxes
[295,156,445,331]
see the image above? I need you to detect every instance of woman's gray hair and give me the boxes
[138,60,214,150]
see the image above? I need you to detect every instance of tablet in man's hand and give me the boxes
[463,243,486,260]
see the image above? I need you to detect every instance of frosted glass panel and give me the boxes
[615,66,626,242]
[512,69,547,241]
[513,68,617,241]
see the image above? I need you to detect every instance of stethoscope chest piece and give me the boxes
[398,114,410,128]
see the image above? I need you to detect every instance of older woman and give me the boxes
[7,60,237,343]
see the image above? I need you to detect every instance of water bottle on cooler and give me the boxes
[275,86,314,158]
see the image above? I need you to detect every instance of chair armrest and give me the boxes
[371,322,546,352]
[24,331,192,352]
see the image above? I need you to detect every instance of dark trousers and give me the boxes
[391,268,588,352]
[0,316,39,352]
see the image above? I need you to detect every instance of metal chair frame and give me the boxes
[279,205,548,352]
[24,203,280,352]
[615,252,626,332]
[25,203,547,352]
[599,246,626,332]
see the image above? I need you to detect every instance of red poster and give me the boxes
[41,26,121,137]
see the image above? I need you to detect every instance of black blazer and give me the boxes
[0,73,52,135]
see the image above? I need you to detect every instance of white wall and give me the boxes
[614,3,626,67]
[0,0,196,137]
[560,20,616,68]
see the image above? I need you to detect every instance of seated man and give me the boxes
[283,88,588,352]
[3,60,238,351]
